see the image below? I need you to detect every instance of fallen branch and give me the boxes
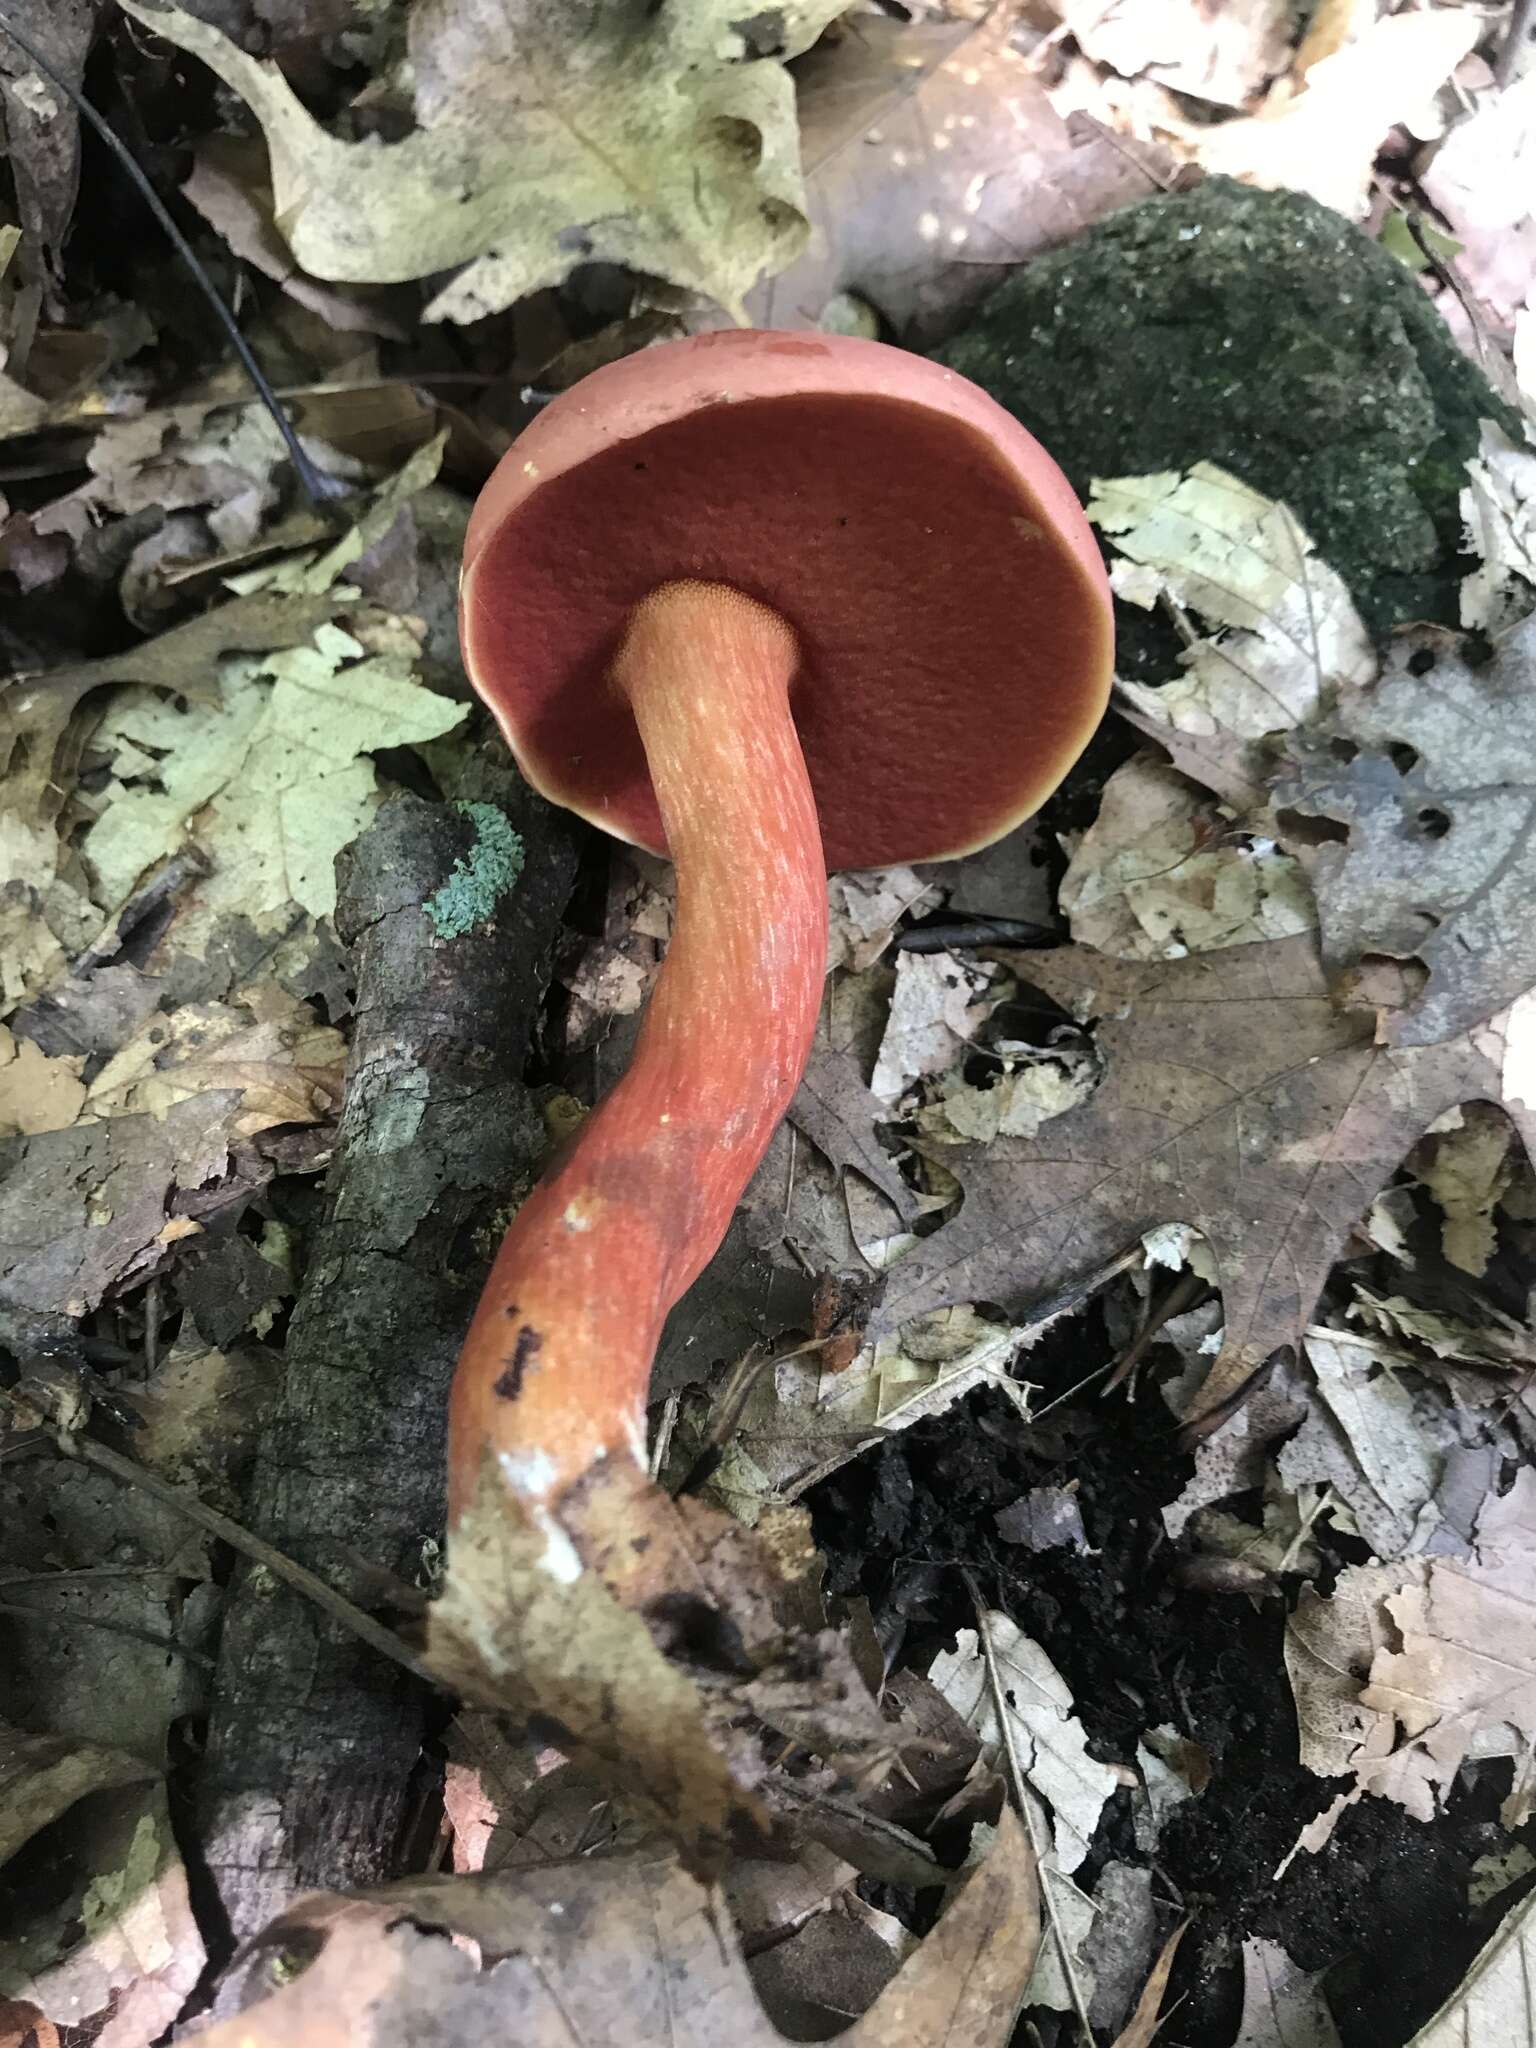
[194,763,579,1950]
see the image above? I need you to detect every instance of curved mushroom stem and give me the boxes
[448,582,826,1547]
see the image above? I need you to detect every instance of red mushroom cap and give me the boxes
[460,330,1112,870]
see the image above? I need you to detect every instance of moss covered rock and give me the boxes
[937,177,1518,647]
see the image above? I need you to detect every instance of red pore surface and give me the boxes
[460,330,1112,870]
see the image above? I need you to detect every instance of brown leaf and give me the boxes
[0,2,102,288]
[753,12,1170,344]
[1109,1915,1189,2048]
[875,934,1535,1422]
[1276,618,1536,1046]
[178,1808,1035,2047]
[0,1780,206,2048]
[0,1724,155,1867]
[0,1095,256,1318]
[427,1457,886,1882]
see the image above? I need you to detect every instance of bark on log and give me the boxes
[195,763,580,1947]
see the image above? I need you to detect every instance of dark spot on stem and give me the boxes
[493,1323,544,1401]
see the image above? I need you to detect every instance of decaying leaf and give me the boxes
[0,2,101,286]
[1090,465,1375,772]
[0,1094,251,1317]
[1275,1328,1448,1561]
[180,1808,1037,2047]
[121,0,844,323]
[1407,1880,1536,2047]
[1410,1103,1522,1277]
[1277,616,1536,1046]
[870,950,994,1108]
[1459,421,1536,633]
[0,1026,85,1136]
[687,1304,1041,1518]
[1421,71,1536,330]
[1061,0,1290,109]
[83,617,464,956]
[1197,7,1480,220]
[929,1615,1118,1874]
[0,1725,155,1868]
[1060,752,1314,959]
[1358,1468,1536,1824]
[1233,1936,1342,2048]
[827,867,940,974]
[876,935,1535,1423]
[84,985,345,1139]
[754,10,1170,344]
[0,1778,205,2048]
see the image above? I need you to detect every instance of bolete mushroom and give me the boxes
[451,329,1112,1561]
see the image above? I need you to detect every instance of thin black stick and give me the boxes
[0,2,347,508]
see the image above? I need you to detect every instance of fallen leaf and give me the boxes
[691,1304,1040,1516]
[870,949,995,1108]
[1275,1328,1448,1561]
[1234,1936,1342,2048]
[1407,1880,1536,2046]
[0,1026,85,1136]
[122,0,844,323]
[1133,1725,1210,1852]
[182,136,410,340]
[875,934,1534,1422]
[0,1780,205,2048]
[1082,1860,1155,2036]
[1411,1102,1520,1276]
[827,867,941,973]
[1110,1916,1190,2048]
[1275,616,1536,1046]
[1061,0,1290,109]
[753,11,1169,344]
[1421,72,1536,330]
[1060,752,1314,959]
[1284,1564,1407,1780]
[1197,8,1481,220]
[0,591,334,838]
[178,1808,1038,2047]
[84,984,345,1139]
[1358,1467,1536,1824]
[1458,420,1536,633]
[929,1615,1119,1874]
[0,1725,155,1868]
[0,1096,247,1317]
[82,616,464,956]
[0,1,101,287]
[1089,464,1375,758]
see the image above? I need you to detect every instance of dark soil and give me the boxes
[809,1312,1512,2047]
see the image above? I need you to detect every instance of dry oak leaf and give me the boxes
[118,0,845,324]
[875,933,1536,1423]
[182,1810,1037,2047]
[1276,616,1536,1046]
[1406,1876,1536,2046]
[751,10,1170,346]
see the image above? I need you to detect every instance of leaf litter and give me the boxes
[7,1,1536,2041]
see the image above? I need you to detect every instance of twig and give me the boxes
[52,1434,438,1688]
[0,2,347,510]
[962,1571,1095,2048]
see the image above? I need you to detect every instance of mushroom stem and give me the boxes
[448,581,826,1531]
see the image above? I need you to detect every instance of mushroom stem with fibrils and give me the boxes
[449,581,822,1551]
[451,329,1114,1550]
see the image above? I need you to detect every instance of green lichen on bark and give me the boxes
[426,800,525,939]
[937,177,1520,649]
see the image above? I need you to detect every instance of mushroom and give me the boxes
[451,329,1112,1556]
